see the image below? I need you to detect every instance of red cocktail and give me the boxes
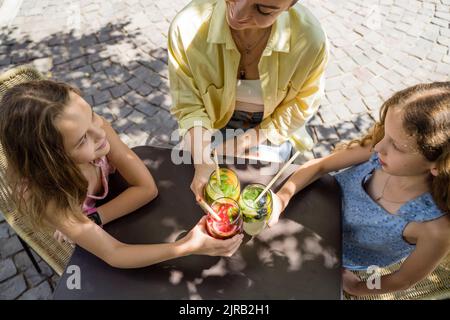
[206,198,243,239]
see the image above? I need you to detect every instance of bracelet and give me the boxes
[86,208,103,226]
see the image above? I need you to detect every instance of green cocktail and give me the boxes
[204,168,240,205]
[238,183,273,236]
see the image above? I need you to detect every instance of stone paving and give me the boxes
[0,0,448,299]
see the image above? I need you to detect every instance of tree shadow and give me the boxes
[91,146,341,300]
[306,112,377,158]
[0,21,178,149]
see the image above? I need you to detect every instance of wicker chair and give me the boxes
[344,254,450,300]
[0,65,73,276]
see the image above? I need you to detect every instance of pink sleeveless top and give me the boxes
[82,156,115,214]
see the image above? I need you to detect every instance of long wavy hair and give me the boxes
[335,82,450,214]
[0,80,89,230]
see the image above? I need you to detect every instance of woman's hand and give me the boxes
[240,127,267,157]
[342,269,364,296]
[191,163,216,201]
[180,216,244,257]
[268,190,290,227]
[54,230,75,247]
[216,127,267,158]
[268,192,283,227]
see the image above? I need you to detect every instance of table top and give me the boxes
[54,146,342,300]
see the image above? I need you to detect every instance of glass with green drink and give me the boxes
[203,168,241,205]
[239,183,273,236]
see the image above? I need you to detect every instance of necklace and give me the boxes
[232,28,270,54]
[232,28,271,79]
[88,161,101,183]
[375,175,409,204]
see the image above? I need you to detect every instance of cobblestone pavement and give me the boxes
[0,0,449,299]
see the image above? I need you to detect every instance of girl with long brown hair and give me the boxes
[0,80,242,269]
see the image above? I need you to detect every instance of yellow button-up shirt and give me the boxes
[168,0,328,151]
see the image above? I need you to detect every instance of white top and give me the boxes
[234,79,264,113]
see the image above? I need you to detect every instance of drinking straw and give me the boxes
[212,148,221,185]
[198,198,222,221]
[254,150,301,203]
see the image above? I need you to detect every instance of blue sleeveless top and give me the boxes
[334,153,446,270]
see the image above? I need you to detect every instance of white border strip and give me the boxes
[0,0,23,28]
